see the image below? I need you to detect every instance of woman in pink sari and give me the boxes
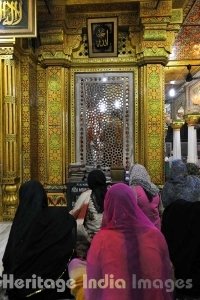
[86,183,173,300]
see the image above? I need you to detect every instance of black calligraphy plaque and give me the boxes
[87,17,118,58]
[0,0,36,37]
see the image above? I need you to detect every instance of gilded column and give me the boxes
[185,114,200,164]
[37,23,72,206]
[135,0,182,184]
[138,64,165,184]
[21,56,38,182]
[46,66,66,185]
[0,47,20,220]
[37,65,47,184]
[171,120,184,160]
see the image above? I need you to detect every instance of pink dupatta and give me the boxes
[86,183,173,300]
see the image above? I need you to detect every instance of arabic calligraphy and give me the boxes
[94,24,110,49]
[0,0,22,26]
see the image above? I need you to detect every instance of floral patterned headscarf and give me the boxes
[129,164,159,197]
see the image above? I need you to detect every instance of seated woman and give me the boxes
[86,183,173,300]
[68,169,107,300]
[162,199,200,299]
[2,180,76,300]
[129,163,161,229]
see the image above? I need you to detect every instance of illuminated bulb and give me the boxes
[99,102,106,112]
[114,100,121,109]
[169,88,176,97]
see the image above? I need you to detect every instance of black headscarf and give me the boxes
[87,169,107,213]
[162,199,200,298]
[3,180,76,299]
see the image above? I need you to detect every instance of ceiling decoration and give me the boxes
[165,0,200,102]
[37,1,200,102]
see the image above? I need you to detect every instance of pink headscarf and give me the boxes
[86,183,173,300]
[102,182,155,231]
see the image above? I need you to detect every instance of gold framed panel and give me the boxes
[87,17,118,58]
[46,67,66,185]
[0,0,37,37]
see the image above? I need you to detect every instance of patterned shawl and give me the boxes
[129,164,159,197]
[162,160,200,208]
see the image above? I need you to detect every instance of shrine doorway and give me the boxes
[75,72,134,169]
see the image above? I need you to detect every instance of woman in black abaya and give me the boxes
[2,180,76,300]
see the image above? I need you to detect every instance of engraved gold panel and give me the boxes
[46,67,66,184]
[37,66,47,183]
[47,192,66,206]
[65,68,69,179]
[21,58,38,181]
[140,64,165,184]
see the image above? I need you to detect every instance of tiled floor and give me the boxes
[0,222,12,276]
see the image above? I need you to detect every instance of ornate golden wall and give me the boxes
[46,66,66,184]
[0,0,183,219]
[21,56,38,181]
[138,64,165,183]
[37,66,47,183]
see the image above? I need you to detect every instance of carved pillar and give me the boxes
[37,65,48,184]
[21,56,38,182]
[0,44,20,220]
[46,66,66,185]
[135,0,182,185]
[138,64,165,184]
[37,23,75,205]
[38,21,82,183]
[185,114,200,164]
[171,120,184,160]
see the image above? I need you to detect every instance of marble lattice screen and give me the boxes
[75,73,134,169]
